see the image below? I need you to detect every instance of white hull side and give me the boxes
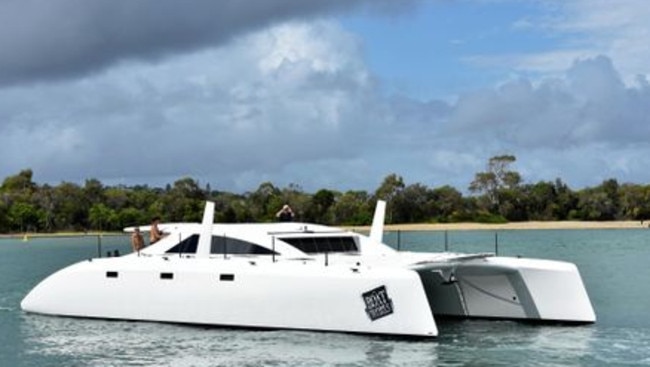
[417,256,596,323]
[21,257,438,337]
[513,258,596,322]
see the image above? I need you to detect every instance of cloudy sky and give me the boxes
[1,0,649,193]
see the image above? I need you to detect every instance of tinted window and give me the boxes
[211,236,276,255]
[166,235,199,253]
[166,235,276,255]
[280,236,358,254]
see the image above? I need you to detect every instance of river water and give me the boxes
[1,229,649,366]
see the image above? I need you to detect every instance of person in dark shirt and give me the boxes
[276,204,294,222]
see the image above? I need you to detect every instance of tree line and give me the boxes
[1,155,650,233]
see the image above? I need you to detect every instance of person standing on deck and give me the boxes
[131,227,144,252]
[150,217,165,244]
[276,204,294,222]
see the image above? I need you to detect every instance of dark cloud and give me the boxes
[0,0,416,86]
[0,21,384,189]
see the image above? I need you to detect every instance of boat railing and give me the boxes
[383,229,503,256]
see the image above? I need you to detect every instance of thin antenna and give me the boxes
[223,234,227,259]
[178,232,183,258]
[272,236,276,263]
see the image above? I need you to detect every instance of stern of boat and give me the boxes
[416,256,596,323]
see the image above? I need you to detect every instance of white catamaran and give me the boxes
[21,201,595,337]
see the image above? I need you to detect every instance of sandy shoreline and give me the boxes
[352,220,649,232]
[1,221,648,239]
[0,232,123,239]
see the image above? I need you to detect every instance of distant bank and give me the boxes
[352,220,649,232]
[0,232,124,240]
[2,221,648,239]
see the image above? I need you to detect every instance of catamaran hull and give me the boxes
[21,257,439,337]
[417,256,596,323]
[20,200,597,337]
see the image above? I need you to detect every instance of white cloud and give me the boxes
[0,21,387,190]
[469,0,650,85]
[442,54,650,188]
[2,6,650,193]
[450,56,650,147]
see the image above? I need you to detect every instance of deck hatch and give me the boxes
[106,271,118,278]
[160,272,174,280]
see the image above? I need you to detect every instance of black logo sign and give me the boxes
[362,285,394,321]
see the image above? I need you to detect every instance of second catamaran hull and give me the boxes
[416,256,596,323]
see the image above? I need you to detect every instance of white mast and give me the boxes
[369,200,386,244]
[196,201,215,258]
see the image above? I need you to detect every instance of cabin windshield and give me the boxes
[165,235,277,255]
[279,236,359,254]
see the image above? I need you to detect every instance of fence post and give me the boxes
[397,230,401,251]
[444,230,448,252]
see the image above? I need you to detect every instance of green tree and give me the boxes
[306,189,336,223]
[392,183,431,223]
[469,155,521,213]
[105,187,129,210]
[1,169,36,194]
[430,185,464,222]
[8,202,41,232]
[375,174,405,224]
[31,184,56,232]
[278,183,310,222]
[84,178,105,205]
[574,179,623,221]
[552,179,578,220]
[117,207,146,228]
[576,188,616,220]
[88,203,116,231]
[163,177,206,222]
[332,190,371,225]
[619,184,650,220]
[7,163,650,232]
[249,182,280,221]
[601,178,621,218]
[524,181,557,220]
[498,187,527,221]
[0,201,9,232]
[52,182,88,230]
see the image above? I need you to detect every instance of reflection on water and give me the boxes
[22,315,432,366]
[433,319,597,367]
[585,327,650,366]
[20,314,614,367]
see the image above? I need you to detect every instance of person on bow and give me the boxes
[150,217,166,244]
[131,227,145,253]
